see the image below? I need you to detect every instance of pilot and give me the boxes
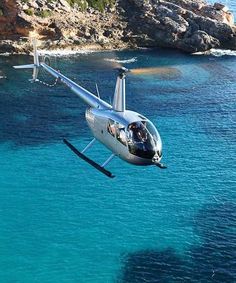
[129,123,147,142]
[128,123,139,142]
[137,129,147,142]
[128,123,137,131]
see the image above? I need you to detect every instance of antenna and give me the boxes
[95,83,100,99]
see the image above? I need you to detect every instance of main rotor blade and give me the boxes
[130,67,181,76]
[103,58,123,69]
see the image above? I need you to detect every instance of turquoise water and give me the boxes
[0,46,236,283]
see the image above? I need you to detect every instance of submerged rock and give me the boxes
[0,0,235,53]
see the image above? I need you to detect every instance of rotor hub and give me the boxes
[117,67,129,78]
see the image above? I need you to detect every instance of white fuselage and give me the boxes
[13,43,166,173]
[86,108,163,166]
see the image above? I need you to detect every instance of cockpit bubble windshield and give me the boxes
[127,121,160,159]
[127,121,159,143]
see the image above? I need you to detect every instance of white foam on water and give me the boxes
[192,49,236,57]
[104,57,137,64]
[137,47,152,50]
[210,49,236,57]
[38,49,95,56]
[0,53,10,56]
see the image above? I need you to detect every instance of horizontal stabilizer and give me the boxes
[63,139,115,178]
[13,64,36,69]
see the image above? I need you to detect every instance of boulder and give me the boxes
[0,0,235,53]
[122,0,236,52]
[181,30,220,52]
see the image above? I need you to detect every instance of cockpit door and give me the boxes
[116,123,127,147]
[107,119,127,148]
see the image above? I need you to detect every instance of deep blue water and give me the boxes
[0,46,236,283]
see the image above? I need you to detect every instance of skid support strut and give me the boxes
[63,139,115,178]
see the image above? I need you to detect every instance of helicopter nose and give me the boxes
[152,148,163,162]
[157,149,162,158]
[152,153,160,163]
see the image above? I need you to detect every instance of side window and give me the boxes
[107,119,116,137]
[116,123,127,146]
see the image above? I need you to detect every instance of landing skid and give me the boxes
[63,139,115,178]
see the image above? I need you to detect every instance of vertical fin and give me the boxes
[112,68,127,112]
[32,38,39,67]
[13,38,40,82]
[32,38,39,81]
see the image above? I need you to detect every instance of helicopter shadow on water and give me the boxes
[117,201,236,283]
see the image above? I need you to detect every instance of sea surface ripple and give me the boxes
[0,46,235,283]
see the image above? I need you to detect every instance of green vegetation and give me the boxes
[0,8,4,16]
[66,0,115,12]
[88,0,115,12]
[35,10,53,18]
[24,8,34,16]
[19,0,115,13]
[66,0,87,11]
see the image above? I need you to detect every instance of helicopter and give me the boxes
[14,41,175,178]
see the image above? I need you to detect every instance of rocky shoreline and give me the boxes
[0,0,235,54]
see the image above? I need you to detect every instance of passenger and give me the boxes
[107,123,112,134]
[129,123,147,142]
[119,129,126,145]
[107,122,116,137]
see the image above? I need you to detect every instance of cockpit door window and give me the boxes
[107,119,116,137]
[107,119,127,146]
[116,123,127,146]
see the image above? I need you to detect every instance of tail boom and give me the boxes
[13,40,111,109]
[40,63,111,109]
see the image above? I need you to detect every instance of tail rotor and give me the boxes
[13,38,40,82]
[32,38,39,81]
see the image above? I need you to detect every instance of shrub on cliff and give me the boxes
[87,0,115,12]
[35,10,53,18]
[24,8,34,16]
[66,0,86,10]
[66,0,115,12]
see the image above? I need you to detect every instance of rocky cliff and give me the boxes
[0,0,235,53]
